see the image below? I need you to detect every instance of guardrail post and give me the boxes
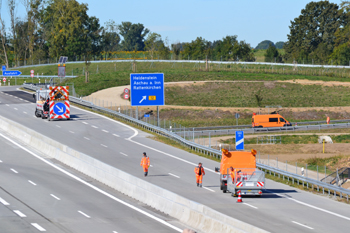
[325,166,327,181]
[209,132,211,148]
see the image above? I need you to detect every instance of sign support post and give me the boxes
[157,106,160,127]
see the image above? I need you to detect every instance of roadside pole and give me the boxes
[157,106,160,127]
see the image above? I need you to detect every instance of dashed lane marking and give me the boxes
[14,108,18,110]
[92,125,98,128]
[28,180,37,186]
[102,130,109,133]
[113,134,120,137]
[78,211,91,218]
[56,125,61,128]
[69,131,74,134]
[101,144,108,148]
[11,168,18,174]
[168,173,180,178]
[50,194,60,200]
[82,122,88,125]
[31,223,46,232]
[243,203,258,209]
[292,221,314,230]
[203,187,215,192]
[120,152,128,156]
[84,137,90,140]
[0,197,9,205]
[13,210,26,217]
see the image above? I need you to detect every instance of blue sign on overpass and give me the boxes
[2,71,22,76]
[130,73,164,106]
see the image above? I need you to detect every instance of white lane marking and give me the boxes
[14,97,18,98]
[69,131,74,134]
[28,180,37,186]
[78,211,91,218]
[0,133,181,232]
[0,160,2,163]
[50,194,60,200]
[113,134,120,137]
[0,197,10,205]
[113,231,118,233]
[101,144,108,148]
[71,106,138,139]
[13,210,26,217]
[19,98,23,100]
[91,125,98,128]
[31,223,46,231]
[168,173,180,178]
[150,165,153,167]
[243,203,258,209]
[102,129,109,133]
[292,221,314,230]
[23,111,27,114]
[31,103,34,105]
[24,100,29,103]
[266,190,350,221]
[84,137,90,140]
[120,152,128,156]
[14,108,18,110]
[203,187,215,192]
[82,122,88,125]
[127,139,217,174]
[6,104,9,106]
[11,168,18,174]
[56,125,61,128]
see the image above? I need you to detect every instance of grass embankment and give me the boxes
[222,134,350,145]
[15,61,350,97]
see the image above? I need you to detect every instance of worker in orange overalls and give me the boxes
[140,152,150,177]
[229,167,235,183]
[194,162,205,187]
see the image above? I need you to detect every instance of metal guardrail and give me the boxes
[22,84,350,200]
[13,59,350,69]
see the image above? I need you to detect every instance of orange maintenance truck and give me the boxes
[252,111,291,128]
[215,149,265,196]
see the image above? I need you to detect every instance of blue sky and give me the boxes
[3,0,344,47]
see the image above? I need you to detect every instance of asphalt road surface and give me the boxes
[1,86,350,233]
[0,120,186,232]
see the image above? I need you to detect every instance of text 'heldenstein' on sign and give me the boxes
[130,73,165,106]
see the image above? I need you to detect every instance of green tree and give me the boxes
[255,40,275,49]
[144,32,161,59]
[101,20,120,59]
[330,2,350,65]
[118,22,149,51]
[284,1,345,64]
[275,41,285,49]
[40,0,102,59]
[264,43,281,62]
[183,37,208,60]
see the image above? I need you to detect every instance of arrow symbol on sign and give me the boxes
[139,96,147,103]
[56,106,64,113]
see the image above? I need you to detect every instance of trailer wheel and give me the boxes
[35,109,40,118]
[223,190,227,193]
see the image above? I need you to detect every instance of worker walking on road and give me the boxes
[194,163,205,187]
[140,152,150,177]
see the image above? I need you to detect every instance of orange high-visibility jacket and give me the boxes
[140,157,150,167]
[194,166,205,176]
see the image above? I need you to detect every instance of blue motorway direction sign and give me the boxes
[130,73,164,106]
[235,131,244,150]
[53,102,66,115]
[2,70,22,76]
[2,65,6,71]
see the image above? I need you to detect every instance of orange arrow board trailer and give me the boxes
[216,149,265,196]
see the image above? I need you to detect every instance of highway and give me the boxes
[0,116,186,232]
[1,86,350,233]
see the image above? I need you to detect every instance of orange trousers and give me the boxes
[196,175,203,184]
[143,166,149,173]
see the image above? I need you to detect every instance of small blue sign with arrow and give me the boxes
[235,131,244,150]
[2,65,6,71]
[2,70,22,76]
[53,102,66,115]
[144,114,150,118]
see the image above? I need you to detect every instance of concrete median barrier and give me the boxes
[0,116,268,233]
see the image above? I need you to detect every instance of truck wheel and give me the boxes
[223,190,227,193]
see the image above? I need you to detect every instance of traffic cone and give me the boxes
[237,191,243,203]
